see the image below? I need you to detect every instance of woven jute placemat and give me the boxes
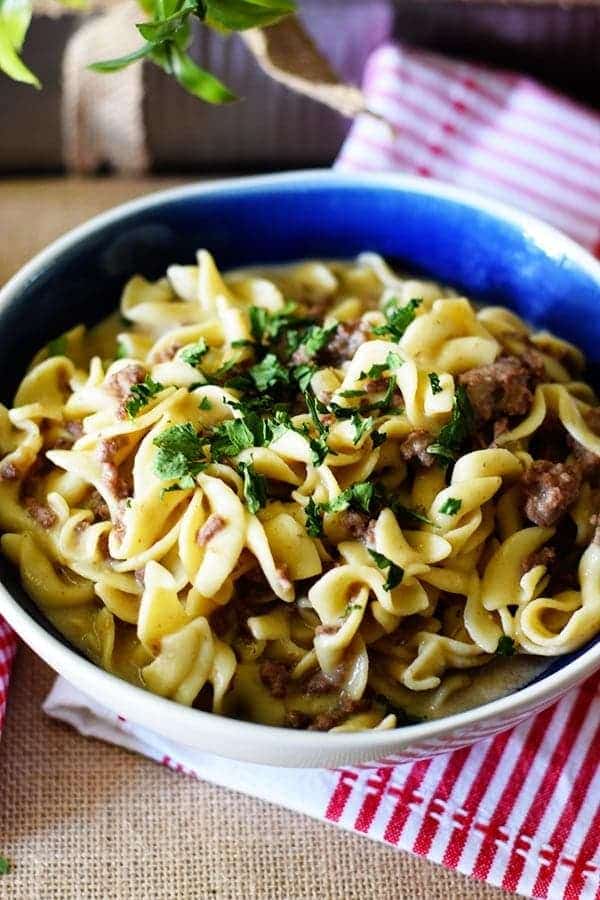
[0,177,516,900]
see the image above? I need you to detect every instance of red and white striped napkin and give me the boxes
[4,41,600,900]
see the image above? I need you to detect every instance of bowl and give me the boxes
[2,170,600,768]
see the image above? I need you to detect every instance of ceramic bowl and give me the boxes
[2,171,600,767]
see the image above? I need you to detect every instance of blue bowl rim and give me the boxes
[1,169,600,754]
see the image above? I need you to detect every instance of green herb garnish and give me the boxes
[249,353,290,392]
[391,502,432,526]
[181,338,209,367]
[124,375,164,418]
[0,856,10,875]
[304,497,323,538]
[368,549,404,591]
[153,422,206,488]
[238,461,267,515]
[439,497,462,516]
[373,297,422,341]
[427,386,475,465]
[325,482,375,515]
[199,396,212,411]
[351,412,373,446]
[428,372,442,394]
[115,340,128,360]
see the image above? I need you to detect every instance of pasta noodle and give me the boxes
[1,251,599,731]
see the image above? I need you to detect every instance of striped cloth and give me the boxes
[5,41,600,900]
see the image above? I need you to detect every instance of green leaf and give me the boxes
[250,353,289,392]
[309,435,330,467]
[238,461,267,514]
[439,497,462,516]
[391,502,432,526]
[0,16,39,87]
[208,417,258,460]
[0,855,10,875]
[351,412,373,446]
[368,549,404,591]
[136,0,196,43]
[90,43,154,73]
[373,297,422,342]
[427,386,475,465]
[428,372,442,395]
[124,375,164,418]
[170,46,237,103]
[304,497,323,538]
[115,340,128,360]
[1,0,31,50]
[181,338,209,368]
[203,0,295,32]
[153,422,206,484]
[325,482,374,515]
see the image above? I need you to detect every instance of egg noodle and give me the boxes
[1,251,599,731]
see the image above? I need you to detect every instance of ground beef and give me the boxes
[88,490,110,521]
[259,660,290,699]
[105,364,146,402]
[97,436,125,464]
[0,461,18,481]
[304,665,346,695]
[365,376,389,394]
[308,697,369,732]
[399,429,435,467]
[65,419,84,439]
[314,624,341,636]
[322,320,370,366]
[154,344,180,363]
[458,355,541,423]
[520,546,557,576]
[101,462,130,500]
[285,711,311,729]
[24,496,57,529]
[521,460,581,527]
[196,514,225,546]
[340,510,374,541]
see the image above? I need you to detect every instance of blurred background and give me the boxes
[1,0,599,175]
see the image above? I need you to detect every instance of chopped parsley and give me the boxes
[115,340,128,360]
[249,353,290,392]
[124,375,164,418]
[181,338,209,367]
[372,297,422,341]
[249,303,306,344]
[291,363,316,392]
[496,636,516,657]
[309,435,331,466]
[199,396,212,411]
[344,602,363,617]
[230,339,255,349]
[293,322,338,359]
[427,386,474,465]
[47,334,68,357]
[325,482,375,515]
[439,497,462,516]
[351,412,374,445]
[238,461,267,514]
[360,351,403,380]
[428,372,442,394]
[208,418,259,460]
[0,856,10,875]
[153,423,206,488]
[304,497,323,537]
[368,549,404,591]
[391,502,432,526]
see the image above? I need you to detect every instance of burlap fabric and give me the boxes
[0,177,516,900]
